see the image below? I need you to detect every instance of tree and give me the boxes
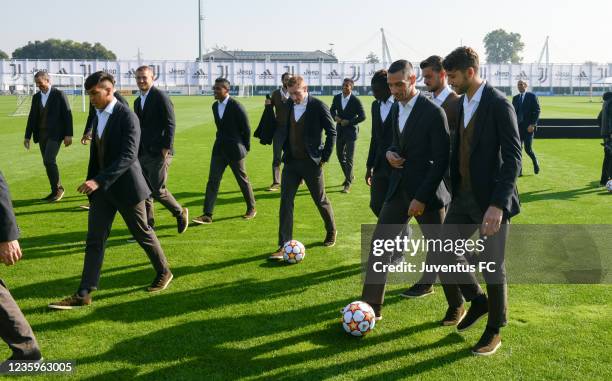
[0,50,8,59]
[483,29,524,64]
[12,39,116,60]
[366,52,380,64]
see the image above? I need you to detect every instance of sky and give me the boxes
[1,0,611,63]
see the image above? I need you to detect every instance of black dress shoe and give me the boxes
[534,163,540,174]
[400,283,434,298]
[457,295,488,332]
[324,230,337,247]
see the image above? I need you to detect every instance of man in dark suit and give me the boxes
[512,80,541,175]
[361,60,450,320]
[269,76,337,260]
[24,71,73,202]
[365,70,394,216]
[330,78,366,193]
[48,72,173,309]
[0,172,42,362]
[597,92,612,185]
[265,72,292,191]
[437,47,521,356]
[400,55,461,299]
[133,66,188,233]
[192,78,256,225]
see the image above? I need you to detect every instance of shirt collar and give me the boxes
[41,87,51,96]
[385,95,394,104]
[400,91,420,109]
[220,94,230,105]
[434,86,451,103]
[467,81,486,104]
[97,97,117,115]
[141,87,152,97]
[280,87,289,97]
[296,94,308,106]
[342,93,351,101]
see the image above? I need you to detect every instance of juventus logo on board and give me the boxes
[148,65,160,81]
[216,65,229,78]
[350,66,361,81]
[538,67,548,83]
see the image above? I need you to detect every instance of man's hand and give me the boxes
[365,168,373,186]
[319,160,326,168]
[77,180,100,196]
[527,125,535,133]
[162,148,170,158]
[408,199,425,217]
[386,151,405,169]
[264,98,272,106]
[481,205,503,237]
[0,240,22,266]
[340,120,350,127]
[334,116,342,123]
[81,134,92,145]
[64,136,73,147]
[23,139,30,150]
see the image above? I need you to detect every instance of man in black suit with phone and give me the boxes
[24,71,73,202]
[361,60,450,320]
[437,47,521,356]
[192,78,256,225]
[269,76,337,260]
[48,72,173,309]
[133,66,188,233]
[0,172,42,362]
[365,69,394,216]
[330,78,366,193]
[512,80,541,175]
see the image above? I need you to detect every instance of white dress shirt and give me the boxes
[96,97,118,138]
[293,94,309,121]
[397,91,420,133]
[341,93,351,110]
[40,88,51,108]
[139,88,151,110]
[280,87,289,100]
[432,86,452,107]
[463,81,486,127]
[217,95,230,119]
[380,95,394,123]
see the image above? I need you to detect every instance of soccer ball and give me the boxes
[283,240,306,264]
[606,179,612,192]
[341,301,376,337]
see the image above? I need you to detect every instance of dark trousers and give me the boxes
[0,280,41,360]
[336,135,356,186]
[271,129,284,185]
[520,131,538,169]
[601,139,612,185]
[79,191,170,291]
[437,190,509,329]
[38,131,62,192]
[361,189,446,305]
[203,154,255,216]
[139,153,183,228]
[278,159,336,246]
[369,169,391,217]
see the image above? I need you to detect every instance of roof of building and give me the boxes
[200,49,338,62]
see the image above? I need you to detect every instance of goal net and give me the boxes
[9,73,86,116]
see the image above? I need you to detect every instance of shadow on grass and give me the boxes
[520,183,601,203]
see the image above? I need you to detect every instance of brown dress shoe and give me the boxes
[268,247,285,261]
[177,207,189,233]
[267,183,280,191]
[472,330,502,356]
[192,215,212,225]
[441,305,467,326]
[243,209,257,220]
[324,230,337,247]
[48,294,92,310]
[148,271,174,293]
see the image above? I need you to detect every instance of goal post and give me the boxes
[9,73,86,116]
[236,84,253,98]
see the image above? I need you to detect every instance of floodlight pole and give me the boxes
[198,0,205,62]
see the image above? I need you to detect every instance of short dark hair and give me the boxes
[343,77,354,86]
[371,69,388,86]
[136,65,154,74]
[603,92,612,101]
[214,77,230,89]
[281,72,292,81]
[420,55,443,72]
[442,47,479,72]
[34,71,49,80]
[85,71,115,90]
[388,60,413,78]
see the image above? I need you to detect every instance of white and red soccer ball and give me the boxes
[341,301,376,337]
[283,240,306,264]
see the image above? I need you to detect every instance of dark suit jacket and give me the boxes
[386,94,451,210]
[212,97,251,161]
[366,99,394,174]
[598,99,612,137]
[330,93,366,141]
[83,92,129,137]
[452,83,522,218]
[282,96,336,165]
[25,87,73,143]
[87,101,151,208]
[0,172,19,242]
[512,91,540,135]
[134,86,176,155]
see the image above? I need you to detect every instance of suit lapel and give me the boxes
[399,95,425,150]
[470,84,492,154]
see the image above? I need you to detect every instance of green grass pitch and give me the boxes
[0,95,609,380]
